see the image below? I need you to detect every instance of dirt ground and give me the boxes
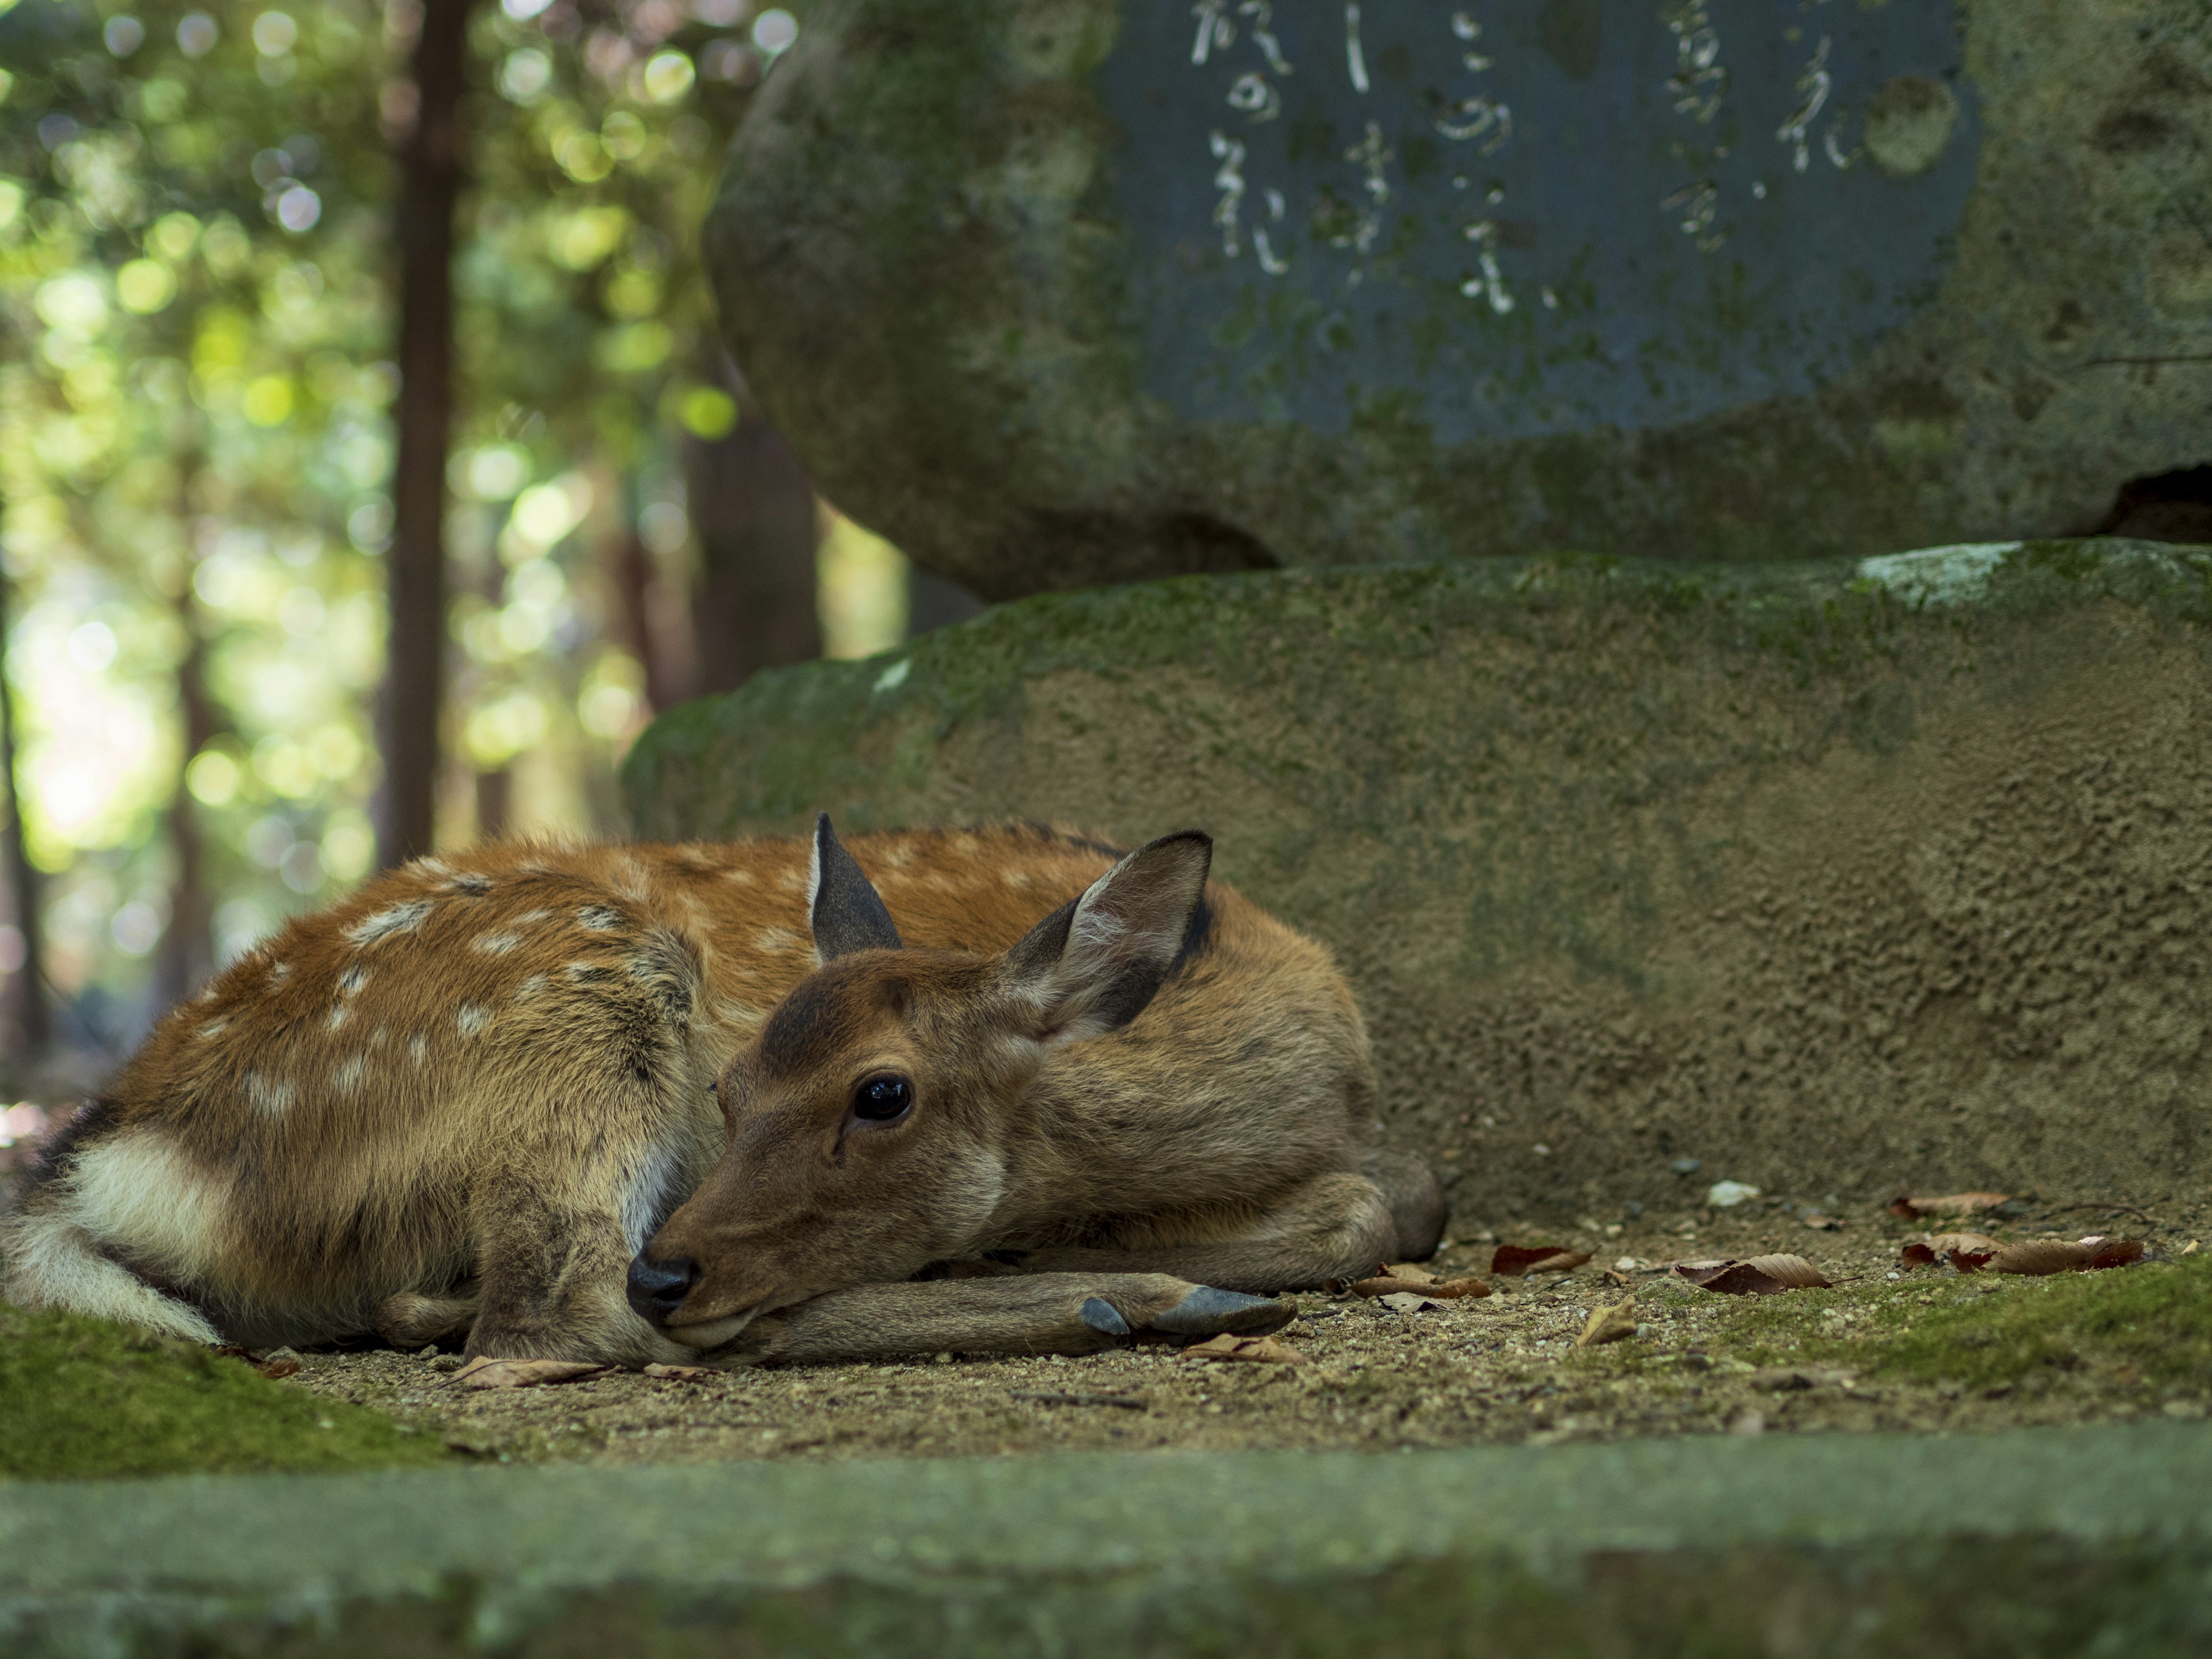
[275,1191,2210,1469]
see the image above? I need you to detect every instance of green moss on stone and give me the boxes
[0,1303,449,1482]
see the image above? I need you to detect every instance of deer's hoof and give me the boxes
[1080,1297,1132,1336]
[1150,1285,1294,1338]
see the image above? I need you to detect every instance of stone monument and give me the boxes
[706,1,2211,599]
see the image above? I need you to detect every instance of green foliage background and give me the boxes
[0,0,791,1035]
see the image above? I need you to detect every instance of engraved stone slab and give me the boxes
[706,2,2212,600]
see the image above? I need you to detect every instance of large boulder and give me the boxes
[626,540,2212,1218]
[706,2,2212,600]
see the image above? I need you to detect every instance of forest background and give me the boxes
[0,0,964,1121]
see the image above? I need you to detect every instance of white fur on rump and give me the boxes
[2,1132,232,1344]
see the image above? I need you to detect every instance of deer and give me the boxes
[3,817,1444,1367]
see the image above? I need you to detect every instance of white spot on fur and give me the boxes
[515,974,547,1001]
[778,869,807,894]
[339,964,370,996]
[407,1033,429,1065]
[471,931,521,956]
[196,1017,229,1039]
[457,1004,491,1037]
[348,900,433,945]
[565,961,599,982]
[448,872,493,895]
[325,1005,350,1032]
[414,857,455,880]
[245,1072,295,1115]
[370,1025,391,1049]
[1001,867,1034,888]
[753,927,798,955]
[721,868,755,885]
[513,908,552,926]
[334,1054,366,1093]
[267,961,292,984]
[578,905,622,931]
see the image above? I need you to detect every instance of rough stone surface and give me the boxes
[626,540,2212,1215]
[708,1,2212,599]
[6,1425,2212,1656]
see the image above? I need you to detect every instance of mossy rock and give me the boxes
[710,1,2212,598]
[626,539,2212,1214]
[0,1302,448,1482]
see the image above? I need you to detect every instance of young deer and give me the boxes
[4,819,1442,1365]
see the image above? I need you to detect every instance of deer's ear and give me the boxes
[808,813,903,961]
[1001,831,1212,1044]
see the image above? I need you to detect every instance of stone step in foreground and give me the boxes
[624,539,2212,1217]
[3,1424,2210,1657]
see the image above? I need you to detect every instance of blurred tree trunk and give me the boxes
[686,383,821,695]
[607,473,696,715]
[377,0,475,869]
[0,554,48,1063]
[153,584,215,1010]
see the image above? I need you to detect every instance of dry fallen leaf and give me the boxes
[1902,1232,2002,1272]
[1979,1236,2144,1277]
[1377,1291,1438,1314]
[1800,1213,1843,1231]
[1351,1273,1489,1300]
[1491,1244,1594,1277]
[1673,1255,1833,1296]
[1383,1262,1438,1285]
[255,1355,302,1380]
[1887,1192,2012,1221]
[450,1356,609,1391]
[1573,1296,1638,1349]
[1183,1333,1305,1365]
[642,1363,715,1383]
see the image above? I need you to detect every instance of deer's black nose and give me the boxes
[626,1252,698,1325]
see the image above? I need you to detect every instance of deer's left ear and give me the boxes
[808,813,903,961]
[1000,831,1212,1044]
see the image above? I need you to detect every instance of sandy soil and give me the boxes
[282,1194,2207,1468]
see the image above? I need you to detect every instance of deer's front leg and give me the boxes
[1002,1171,1406,1293]
[713,1273,1292,1366]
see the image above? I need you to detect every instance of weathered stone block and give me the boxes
[707,0,2212,600]
[626,540,2212,1214]
[7,1426,2212,1656]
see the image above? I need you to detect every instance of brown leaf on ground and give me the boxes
[1673,1255,1833,1296]
[1800,1213,1843,1230]
[1887,1192,2012,1221]
[1491,1245,1593,1277]
[1183,1333,1305,1365]
[2083,1237,2146,1270]
[1573,1296,1638,1349]
[1902,1232,2001,1272]
[642,1363,715,1383]
[255,1355,302,1380]
[450,1356,609,1391]
[1383,1263,1438,1284]
[1984,1237,2147,1276]
[1351,1273,1490,1300]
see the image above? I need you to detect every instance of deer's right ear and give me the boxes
[1000,831,1212,1044]
[808,813,903,961]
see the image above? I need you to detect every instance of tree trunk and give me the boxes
[377,0,474,869]
[686,386,822,695]
[153,582,216,1010]
[0,555,48,1064]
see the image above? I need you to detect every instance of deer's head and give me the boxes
[627,815,1211,1349]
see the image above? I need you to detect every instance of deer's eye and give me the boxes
[851,1075,914,1122]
